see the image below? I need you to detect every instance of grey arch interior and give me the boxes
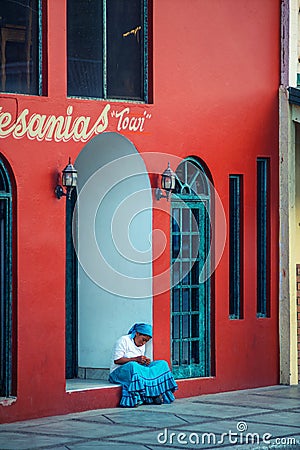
[74,132,153,369]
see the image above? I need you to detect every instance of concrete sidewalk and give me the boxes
[0,385,299,449]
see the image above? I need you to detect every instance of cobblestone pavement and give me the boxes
[0,385,299,449]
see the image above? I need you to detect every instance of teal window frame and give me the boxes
[0,158,13,397]
[229,175,243,319]
[67,0,149,102]
[171,157,211,379]
[256,158,270,318]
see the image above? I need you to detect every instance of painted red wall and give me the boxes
[0,0,280,422]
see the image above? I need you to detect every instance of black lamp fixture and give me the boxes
[155,162,176,201]
[55,157,78,200]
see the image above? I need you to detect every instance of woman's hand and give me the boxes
[114,355,151,366]
[135,355,151,365]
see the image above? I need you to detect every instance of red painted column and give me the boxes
[47,1,67,99]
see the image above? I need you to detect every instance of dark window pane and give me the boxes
[191,288,199,311]
[191,261,199,285]
[182,234,189,258]
[191,341,199,364]
[0,170,8,191]
[229,175,243,319]
[107,0,143,99]
[172,261,180,285]
[191,314,199,338]
[186,161,197,186]
[181,263,190,285]
[176,162,184,184]
[172,208,180,233]
[0,0,40,94]
[182,208,190,231]
[182,315,189,339]
[172,342,179,366]
[186,160,208,196]
[172,315,180,339]
[191,208,199,232]
[182,341,189,364]
[67,0,103,98]
[172,289,180,312]
[182,288,189,312]
[191,173,208,196]
[257,159,270,317]
[172,234,180,259]
[191,234,200,258]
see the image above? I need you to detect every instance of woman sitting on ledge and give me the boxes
[109,323,178,407]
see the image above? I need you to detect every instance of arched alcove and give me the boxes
[66,133,152,378]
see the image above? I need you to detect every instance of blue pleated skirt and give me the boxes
[109,360,178,407]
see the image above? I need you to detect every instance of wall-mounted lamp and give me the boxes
[155,162,176,201]
[55,157,78,200]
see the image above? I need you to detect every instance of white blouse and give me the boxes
[110,334,145,373]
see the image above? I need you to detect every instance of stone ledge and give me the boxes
[77,367,110,381]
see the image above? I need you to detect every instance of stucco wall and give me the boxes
[0,0,281,422]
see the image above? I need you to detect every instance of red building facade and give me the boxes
[0,0,280,422]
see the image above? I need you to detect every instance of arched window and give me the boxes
[0,157,13,397]
[171,157,212,379]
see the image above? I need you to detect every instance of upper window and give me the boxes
[67,0,149,102]
[0,0,42,95]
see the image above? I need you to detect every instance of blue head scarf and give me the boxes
[128,323,152,339]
